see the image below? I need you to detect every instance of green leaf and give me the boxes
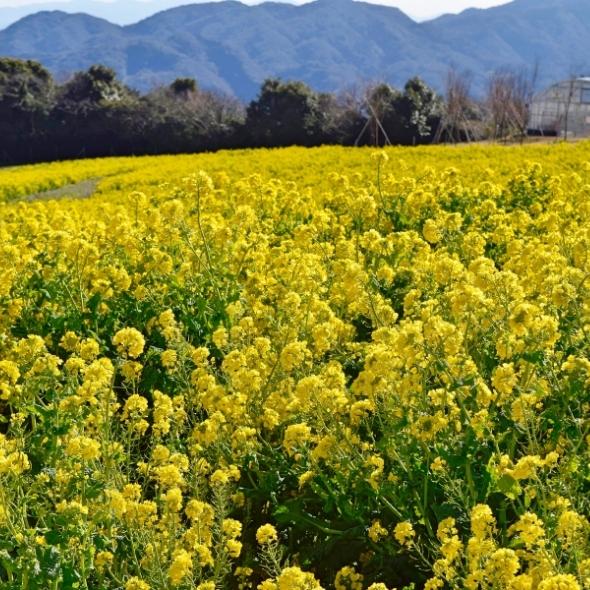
[496,474,521,499]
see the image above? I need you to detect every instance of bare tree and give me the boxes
[435,68,475,143]
[486,70,511,141]
[512,63,538,140]
[153,81,244,135]
[485,65,538,142]
[329,84,367,144]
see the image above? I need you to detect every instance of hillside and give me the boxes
[0,0,589,98]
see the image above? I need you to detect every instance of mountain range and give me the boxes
[0,0,589,99]
[0,1,295,30]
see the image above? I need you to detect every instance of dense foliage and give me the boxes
[1,144,589,590]
[0,58,449,165]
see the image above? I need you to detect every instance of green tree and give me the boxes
[170,77,198,99]
[245,78,324,147]
[0,58,55,161]
[395,77,443,144]
[52,65,140,158]
[57,65,132,113]
[362,83,402,146]
[0,58,54,117]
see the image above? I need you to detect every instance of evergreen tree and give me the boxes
[245,79,324,147]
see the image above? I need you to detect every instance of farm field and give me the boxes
[1,143,590,589]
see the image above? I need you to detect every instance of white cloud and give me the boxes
[362,0,511,20]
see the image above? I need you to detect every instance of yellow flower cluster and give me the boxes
[0,144,589,589]
[257,523,279,545]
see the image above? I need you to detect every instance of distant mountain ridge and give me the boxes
[1,0,589,99]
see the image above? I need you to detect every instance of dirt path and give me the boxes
[20,179,99,202]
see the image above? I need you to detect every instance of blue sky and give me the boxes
[0,0,511,21]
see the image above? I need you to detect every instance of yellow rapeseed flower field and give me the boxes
[0,144,589,590]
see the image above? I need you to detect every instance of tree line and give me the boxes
[0,58,537,165]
